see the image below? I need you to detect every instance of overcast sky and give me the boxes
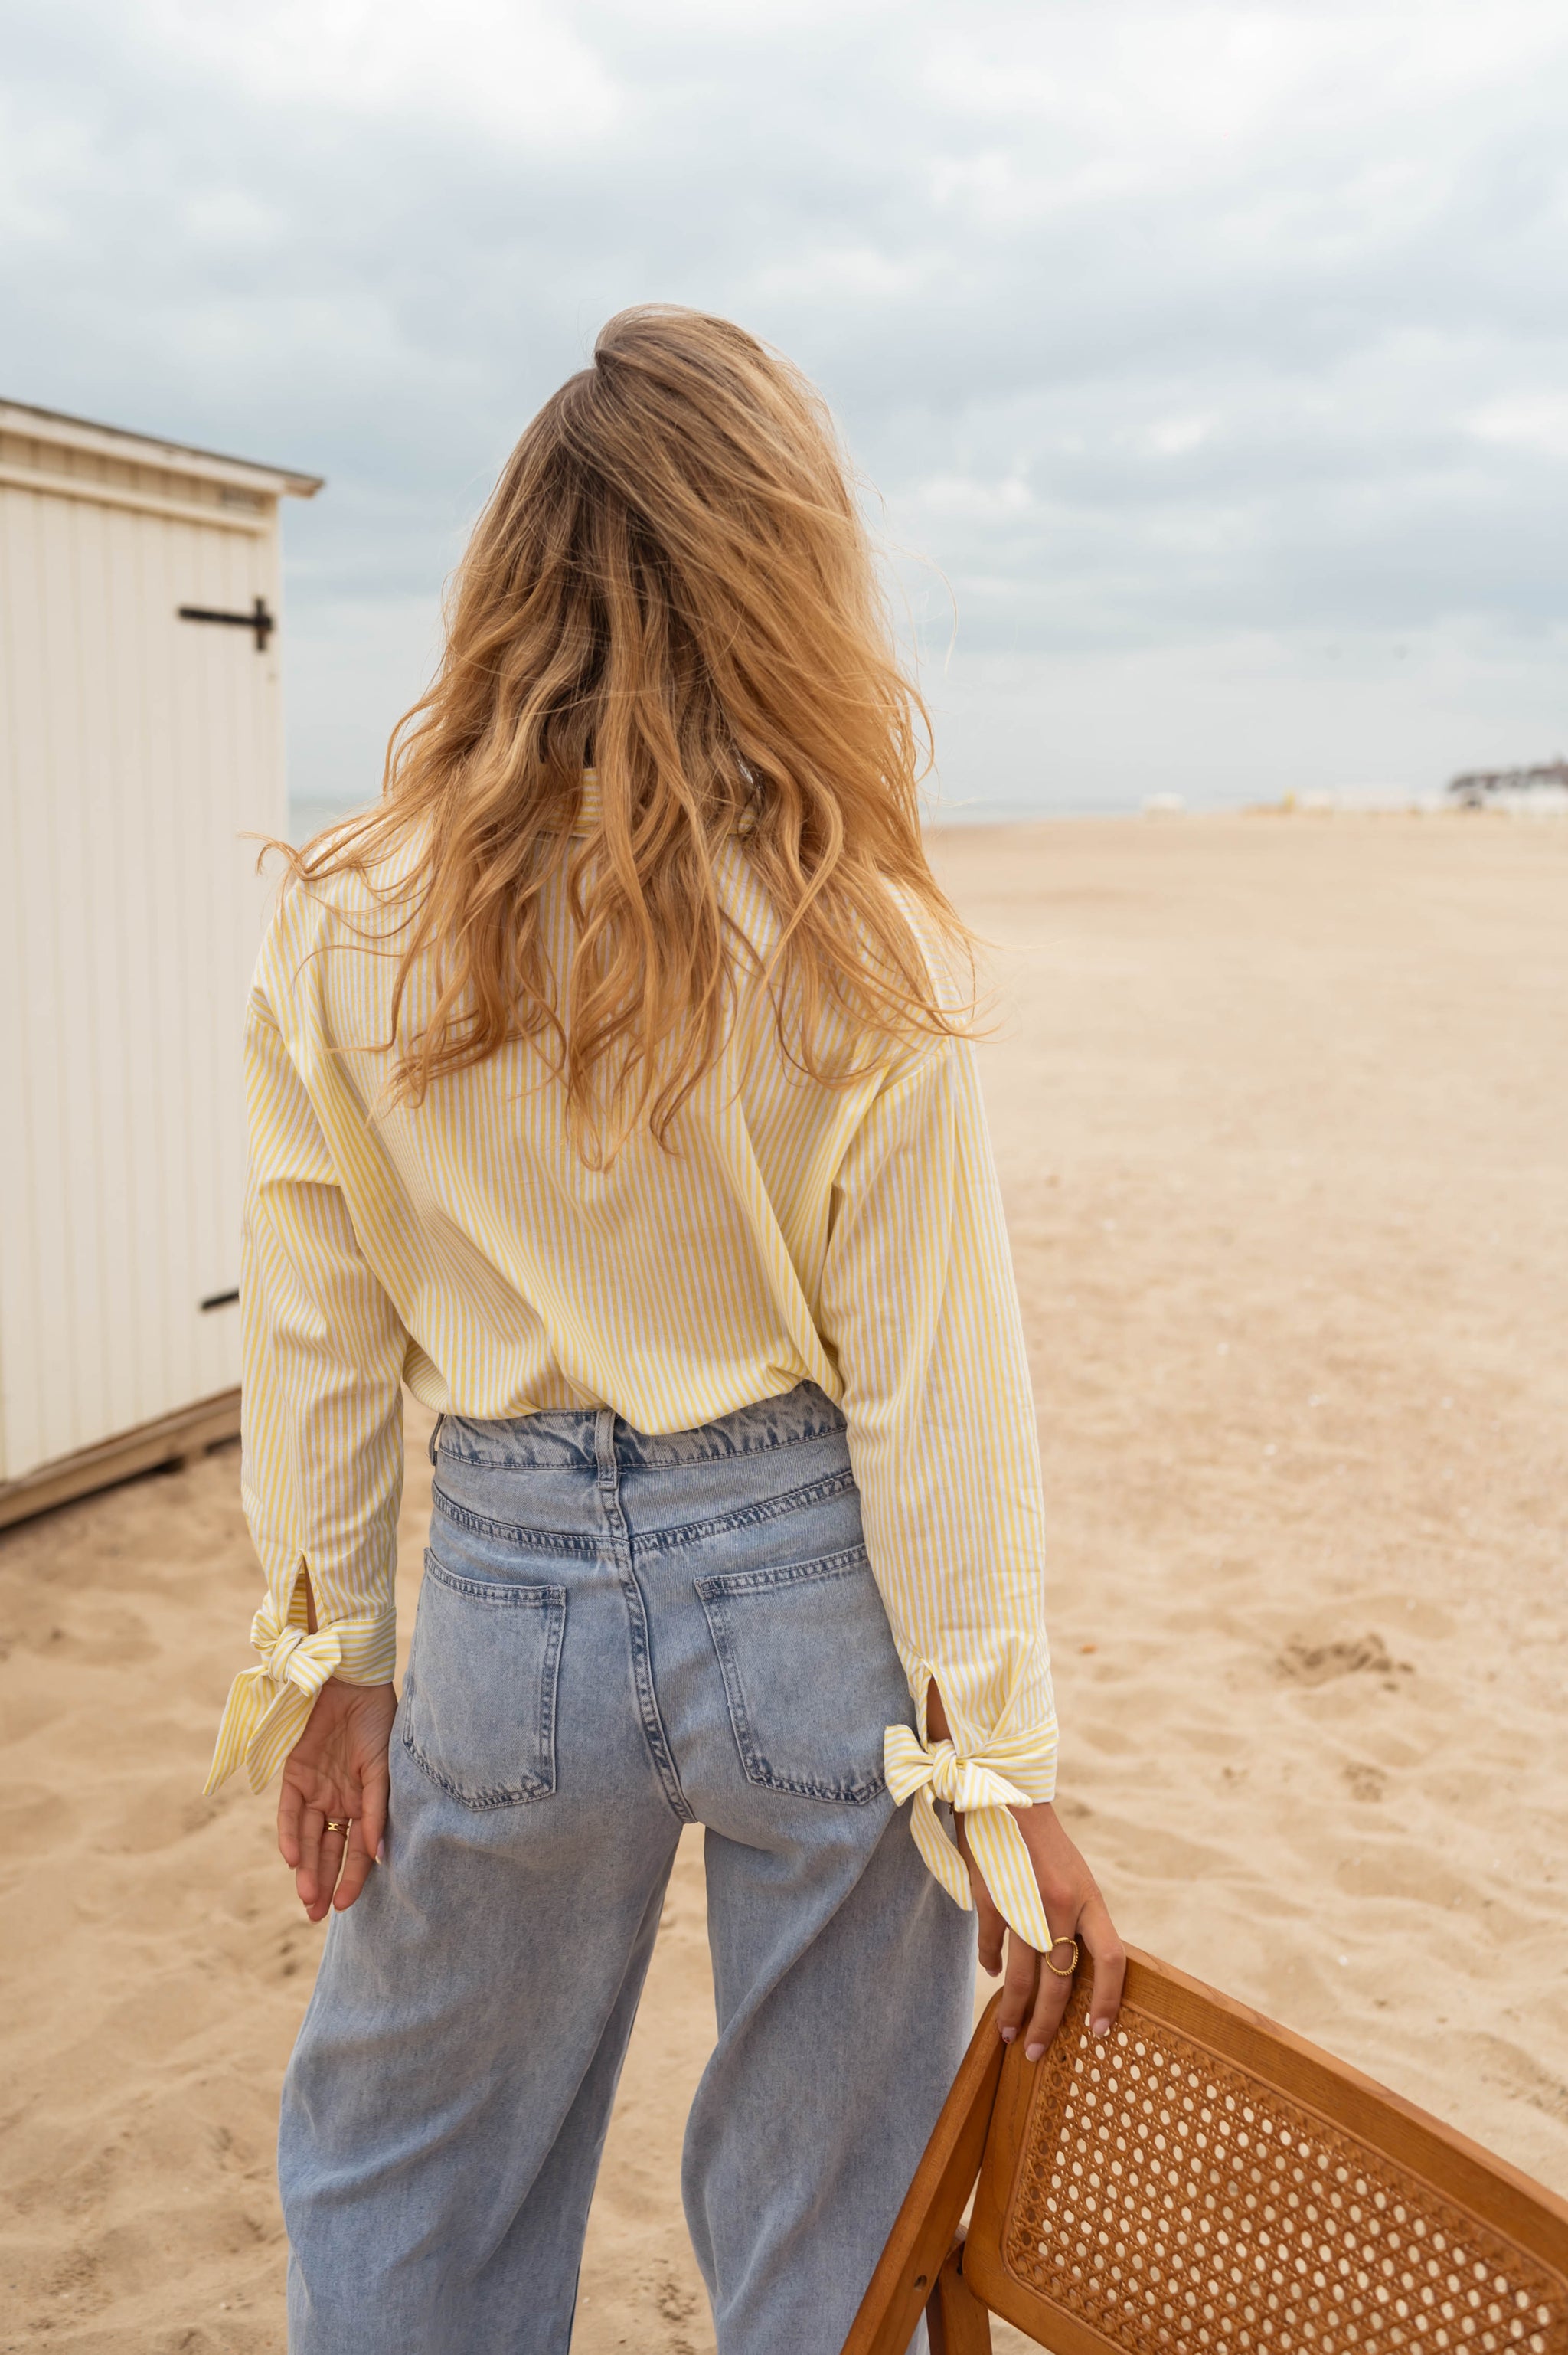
[6,0,1568,817]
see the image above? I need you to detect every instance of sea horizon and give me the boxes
[286,779,1479,843]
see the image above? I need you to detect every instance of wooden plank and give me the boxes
[0,484,44,1477]
[170,516,219,1404]
[0,1385,241,1528]
[929,2236,994,2355]
[26,488,82,1461]
[97,499,148,1434]
[0,462,272,532]
[66,486,113,1451]
[0,397,322,497]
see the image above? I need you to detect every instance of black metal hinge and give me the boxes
[177,595,274,650]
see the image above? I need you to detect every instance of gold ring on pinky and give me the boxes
[1044,1935,1080,1979]
[324,1817,353,1837]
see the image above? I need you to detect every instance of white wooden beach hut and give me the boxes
[0,401,322,1526]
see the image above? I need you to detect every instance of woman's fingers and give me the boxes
[333,1817,376,1910]
[295,1806,328,1914]
[284,1774,381,1915]
[312,1819,350,1916]
[1023,1939,1078,2060]
[301,1825,345,1921]
[277,1778,304,1870]
[358,1755,390,1873]
[326,1748,389,1909]
[996,1931,1040,2045]
[1081,1891,1127,2036]
[277,1680,397,1911]
[974,1879,1007,1977]
[953,1817,1007,1975]
[997,1797,1125,2059]
[1014,1899,1127,2062]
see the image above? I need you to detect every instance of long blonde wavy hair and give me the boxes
[286,304,970,1157]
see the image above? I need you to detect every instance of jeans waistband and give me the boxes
[435,1380,846,1475]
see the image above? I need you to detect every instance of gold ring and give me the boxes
[1044,1935,1080,1979]
[324,1817,353,1837]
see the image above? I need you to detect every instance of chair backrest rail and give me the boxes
[845,1947,1568,2355]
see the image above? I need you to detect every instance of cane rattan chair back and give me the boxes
[843,1947,1568,2355]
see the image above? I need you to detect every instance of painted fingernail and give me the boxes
[998,2023,1017,2043]
[1025,2042,1045,2062]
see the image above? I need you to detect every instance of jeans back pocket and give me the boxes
[402,1549,566,1808]
[695,1545,900,1804]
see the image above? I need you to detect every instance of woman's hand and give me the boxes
[956,1803,1125,2060]
[276,1679,397,1922]
[927,1676,1124,2062]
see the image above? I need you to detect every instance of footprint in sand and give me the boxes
[1275,1632,1413,1686]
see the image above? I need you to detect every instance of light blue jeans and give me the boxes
[280,1382,975,2353]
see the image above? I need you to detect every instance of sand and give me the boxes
[2,811,1564,2352]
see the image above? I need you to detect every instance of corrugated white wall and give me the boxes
[0,463,285,1479]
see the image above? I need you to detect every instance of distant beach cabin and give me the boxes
[0,401,322,1526]
[1446,758,1568,813]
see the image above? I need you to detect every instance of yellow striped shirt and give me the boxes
[207,790,1060,1945]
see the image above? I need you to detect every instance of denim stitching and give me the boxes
[613,1416,846,1470]
[430,1483,609,1559]
[596,1408,696,1827]
[695,1545,889,1805]
[400,1725,557,1809]
[694,1541,872,1601]
[439,1419,842,1471]
[401,1560,567,1808]
[624,1467,858,1558]
[436,1429,596,1472]
[537,1587,564,1797]
[430,1469,855,1559]
[422,1553,570,1605]
[434,1387,845,1473]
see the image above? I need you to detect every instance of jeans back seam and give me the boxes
[595,1411,696,1827]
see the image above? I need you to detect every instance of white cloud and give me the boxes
[1146,417,1215,456]
[1468,396,1568,462]
[4,0,1567,808]
[906,473,1035,518]
[753,247,930,302]
[142,0,624,142]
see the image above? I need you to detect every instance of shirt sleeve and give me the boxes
[204,985,410,1796]
[818,1032,1060,1948]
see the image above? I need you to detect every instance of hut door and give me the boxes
[0,486,283,1478]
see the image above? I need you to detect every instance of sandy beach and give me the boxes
[2,810,1564,2353]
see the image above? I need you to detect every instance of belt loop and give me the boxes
[427,1412,446,1467]
[593,1405,618,1494]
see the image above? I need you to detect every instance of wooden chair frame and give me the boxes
[844,1948,1568,2355]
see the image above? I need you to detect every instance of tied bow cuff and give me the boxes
[883,1717,1060,1953]
[884,1725,1033,1816]
[204,1593,395,1795]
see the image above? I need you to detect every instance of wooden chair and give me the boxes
[843,1946,1568,2355]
